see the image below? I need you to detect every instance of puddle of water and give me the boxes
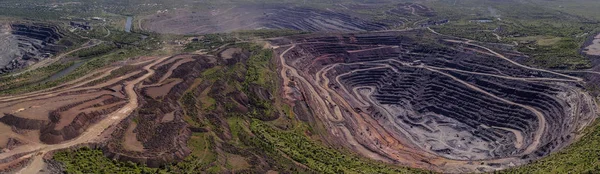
[40,61,85,84]
[125,17,133,32]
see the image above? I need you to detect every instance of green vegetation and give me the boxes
[519,37,591,69]
[244,47,275,88]
[13,0,600,173]
[161,44,300,173]
[72,43,117,58]
[0,24,162,95]
[73,27,111,39]
[433,20,593,68]
[0,6,62,20]
[240,44,423,173]
[165,132,219,173]
[107,30,147,45]
[500,120,600,173]
[53,147,160,174]
[199,85,217,111]
[241,43,278,121]
[250,120,426,174]
[427,0,599,69]
[184,29,309,52]
[0,46,139,95]
[0,62,73,92]
[184,34,235,52]
[180,91,203,128]
[84,64,142,87]
[529,0,600,21]
[53,43,419,173]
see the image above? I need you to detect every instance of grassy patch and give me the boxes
[184,34,234,52]
[201,66,223,80]
[518,37,591,69]
[246,49,275,88]
[513,36,563,46]
[427,0,598,69]
[183,30,309,52]
[180,91,203,128]
[53,147,159,173]
[0,28,162,95]
[250,120,427,174]
[164,133,219,173]
[84,64,142,86]
[187,133,215,160]
[200,85,217,111]
[227,117,246,145]
[71,43,117,58]
[240,44,278,120]
[0,62,73,92]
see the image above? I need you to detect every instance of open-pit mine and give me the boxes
[0,23,598,174]
[271,30,597,172]
[0,22,72,74]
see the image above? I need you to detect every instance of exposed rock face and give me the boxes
[0,23,67,74]
[273,30,598,172]
[0,24,20,72]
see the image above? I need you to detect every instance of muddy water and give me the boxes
[125,17,133,32]
[40,60,85,84]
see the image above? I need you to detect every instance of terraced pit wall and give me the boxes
[272,30,598,173]
[0,22,71,74]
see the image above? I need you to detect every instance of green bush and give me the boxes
[53,147,160,174]
[73,43,117,58]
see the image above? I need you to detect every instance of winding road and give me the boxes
[2,56,172,174]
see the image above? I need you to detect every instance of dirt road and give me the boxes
[279,45,345,122]
[12,56,171,174]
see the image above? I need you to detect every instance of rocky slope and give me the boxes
[0,22,69,74]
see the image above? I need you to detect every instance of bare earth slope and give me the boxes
[0,55,179,173]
